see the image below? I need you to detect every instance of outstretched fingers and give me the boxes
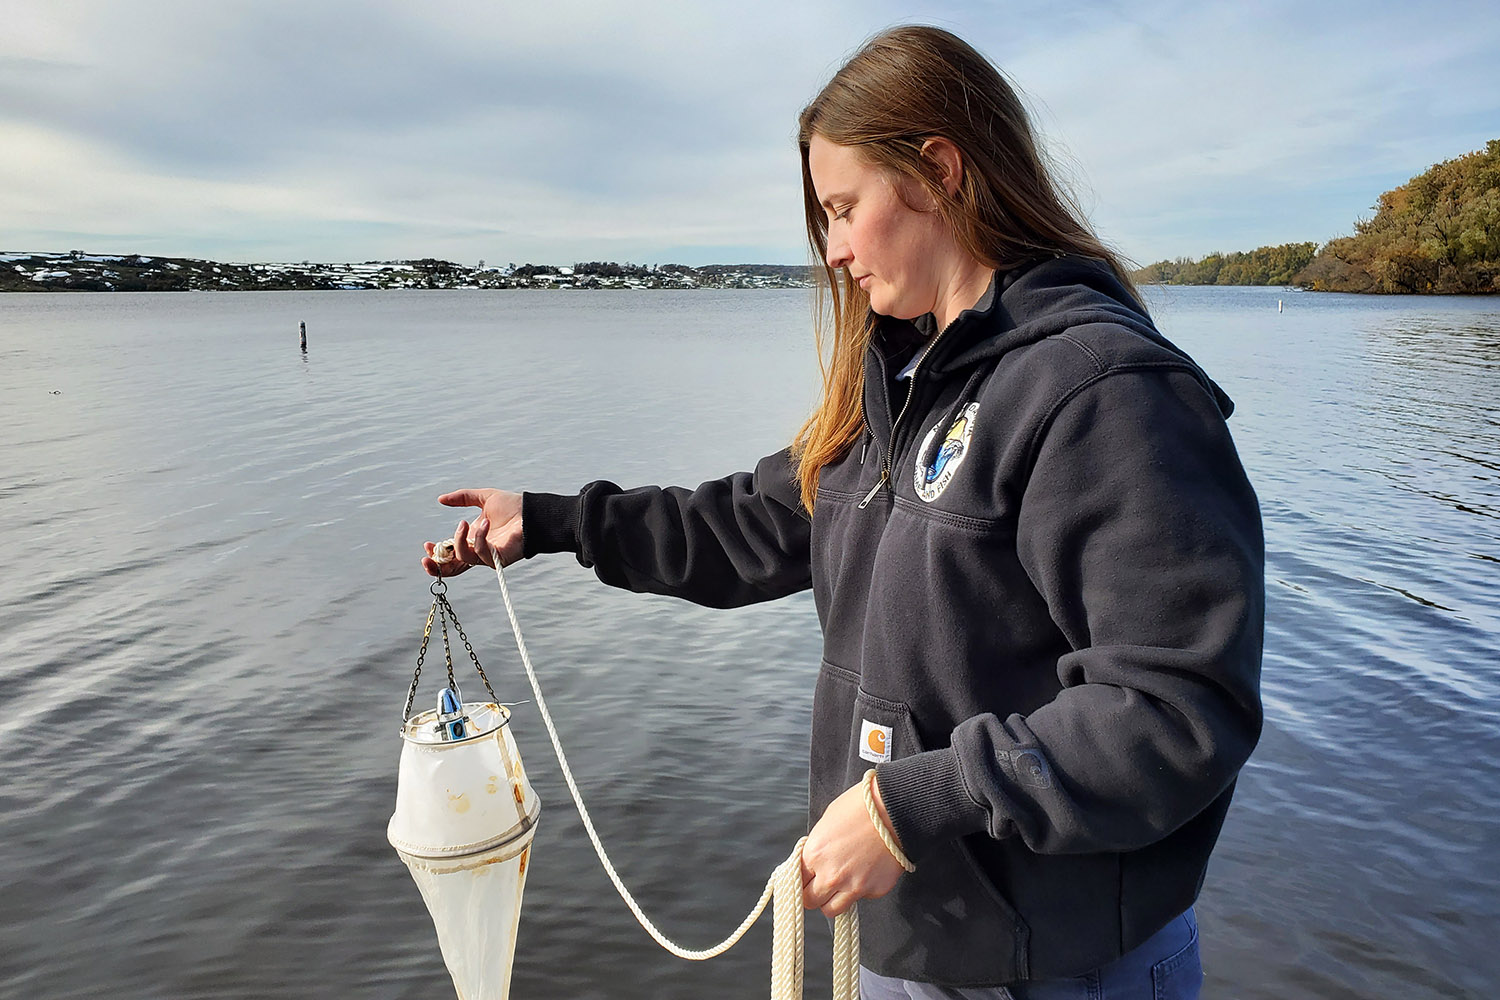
[426,489,504,576]
[438,489,492,509]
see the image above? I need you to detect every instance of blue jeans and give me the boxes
[858,907,1202,1000]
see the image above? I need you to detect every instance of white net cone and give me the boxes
[400,842,534,1000]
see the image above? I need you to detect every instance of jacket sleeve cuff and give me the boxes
[521,491,583,558]
[876,747,991,861]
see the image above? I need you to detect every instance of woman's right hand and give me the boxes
[421,488,524,577]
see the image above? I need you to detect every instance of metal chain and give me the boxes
[403,597,440,721]
[401,576,502,722]
[438,594,499,704]
[438,598,456,691]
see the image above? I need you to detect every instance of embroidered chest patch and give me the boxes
[913,402,979,502]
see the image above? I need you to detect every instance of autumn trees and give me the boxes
[1133,243,1318,287]
[1302,140,1500,293]
[1133,140,1500,293]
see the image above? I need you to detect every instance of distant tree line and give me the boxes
[569,261,685,278]
[1133,139,1499,293]
[572,261,630,277]
[697,263,818,281]
[1132,243,1318,286]
[510,261,700,278]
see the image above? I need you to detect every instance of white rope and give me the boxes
[491,561,860,1000]
[862,769,915,873]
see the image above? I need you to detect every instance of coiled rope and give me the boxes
[490,561,861,1000]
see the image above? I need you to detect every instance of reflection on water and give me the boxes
[1146,288,1499,998]
[1,286,1497,999]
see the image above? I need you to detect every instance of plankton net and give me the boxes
[391,557,863,1000]
[388,578,539,1000]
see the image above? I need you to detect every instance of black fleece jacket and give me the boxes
[522,256,1264,985]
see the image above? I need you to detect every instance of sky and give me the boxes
[2,0,1497,267]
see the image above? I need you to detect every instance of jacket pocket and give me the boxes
[811,662,1030,986]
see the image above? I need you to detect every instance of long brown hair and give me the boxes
[791,25,1140,512]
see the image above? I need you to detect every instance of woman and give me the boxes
[422,25,1263,1000]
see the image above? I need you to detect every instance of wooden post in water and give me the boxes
[300,321,307,352]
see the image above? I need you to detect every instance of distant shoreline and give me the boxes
[9,249,1493,297]
[0,252,817,293]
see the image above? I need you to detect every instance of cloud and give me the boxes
[986,0,1500,258]
[2,0,1497,263]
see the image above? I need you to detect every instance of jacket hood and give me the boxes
[878,256,1236,418]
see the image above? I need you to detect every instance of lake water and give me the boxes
[1,285,1496,999]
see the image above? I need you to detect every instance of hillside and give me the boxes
[1298,140,1500,293]
[1131,139,1500,293]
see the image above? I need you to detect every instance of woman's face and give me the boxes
[807,133,951,321]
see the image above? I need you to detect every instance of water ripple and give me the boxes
[2,287,1497,999]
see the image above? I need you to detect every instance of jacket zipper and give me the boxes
[856,408,885,509]
[857,315,964,509]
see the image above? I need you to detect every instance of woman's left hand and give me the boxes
[800,776,906,917]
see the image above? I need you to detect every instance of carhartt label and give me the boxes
[859,720,893,763]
